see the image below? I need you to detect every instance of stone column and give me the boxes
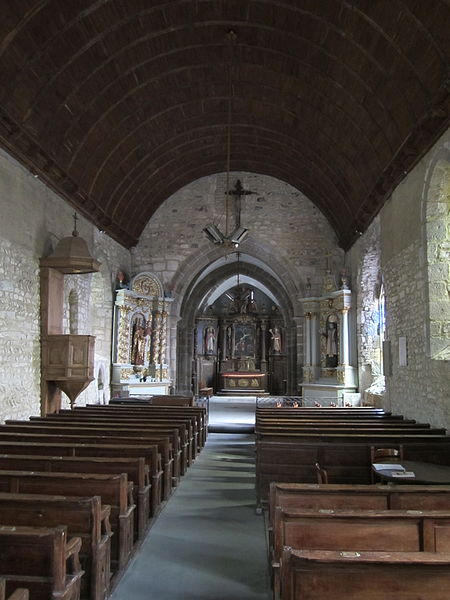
[310,311,319,367]
[339,307,350,366]
[152,311,162,364]
[260,319,267,365]
[160,311,168,364]
[304,313,311,366]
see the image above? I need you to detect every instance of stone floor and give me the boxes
[109,396,271,600]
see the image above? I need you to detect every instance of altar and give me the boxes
[194,278,285,396]
[111,271,173,397]
[299,272,358,404]
[220,371,267,393]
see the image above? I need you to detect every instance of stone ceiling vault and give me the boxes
[0,1,449,250]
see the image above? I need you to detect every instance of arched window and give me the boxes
[424,154,450,361]
[377,284,386,375]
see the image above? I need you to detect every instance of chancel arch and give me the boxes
[175,254,299,396]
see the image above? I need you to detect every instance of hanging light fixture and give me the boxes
[203,30,249,249]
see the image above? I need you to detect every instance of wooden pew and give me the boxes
[0,525,83,600]
[268,482,450,547]
[0,429,173,503]
[0,440,162,518]
[280,548,450,600]
[0,492,111,600]
[0,423,178,494]
[26,415,192,474]
[255,432,450,508]
[0,470,134,573]
[0,454,149,541]
[110,395,194,407]
[83,404,207,450]
[0,579,29,600]
[63,405,202,459]
[75,410,199,461]
[82,404,208,449]
[256,424,444,435]
[272,507,450,598]
[62,409,199,465]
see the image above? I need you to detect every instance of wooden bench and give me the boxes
[62,409,199,465]
[280,548,450,600]
[110,395,194,406]
[0,440,162,519]
[66,411,201,460]
[0,429,173,503]
[272,507,450,598]
[0,579,29,600]
[0,454,149,541]
[0,492,111,600]
[0,470,134,574]
[0,525,83,600]
[0,424,177,497]
[83,404,208,449]
[256,432,450,508]
[26,415,192,475]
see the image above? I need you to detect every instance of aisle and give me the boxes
[109,431,271,600]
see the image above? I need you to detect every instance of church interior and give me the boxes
[0,2,449,599]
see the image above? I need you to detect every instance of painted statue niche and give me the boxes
[130,313,151,365]
[324,314,338,368]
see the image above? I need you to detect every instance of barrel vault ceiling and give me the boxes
[0,1,449,249]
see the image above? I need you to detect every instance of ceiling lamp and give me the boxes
[203,30,249,250]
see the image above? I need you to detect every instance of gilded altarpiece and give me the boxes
[194,284,286,395]
[300,279,357,403]
[111,272,173,396]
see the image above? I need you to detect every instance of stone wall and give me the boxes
[0,149,130,421]
[133,172,343,390]
[134,172,343,294]
[346,218,384,398]
[379,128,450,428]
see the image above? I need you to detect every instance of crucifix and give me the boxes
[226,179,255,228]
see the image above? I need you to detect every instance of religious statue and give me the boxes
[115,270,129,289]
[131,323,146,365]
[323,316,338,368]
[269,326,282,353]
[205,326,216,354]
[325,321,338,356]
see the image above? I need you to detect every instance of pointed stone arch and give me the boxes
[423,145,450,361]
[175,258,299,395]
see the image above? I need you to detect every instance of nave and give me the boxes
[110,398,270,600]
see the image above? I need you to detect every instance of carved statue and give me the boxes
[269,326,282,353]
[131,324,146,365]
[205,326,216,354]
[325,321,338,356]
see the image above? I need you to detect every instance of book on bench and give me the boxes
[390,471,415,478]
[372,463,405,472]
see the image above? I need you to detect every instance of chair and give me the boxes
[314,462,329,484]
[371,446,404,463]
[371,446,404,483]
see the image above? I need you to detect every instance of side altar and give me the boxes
[111,272,173,397]
[300,271,358,403]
